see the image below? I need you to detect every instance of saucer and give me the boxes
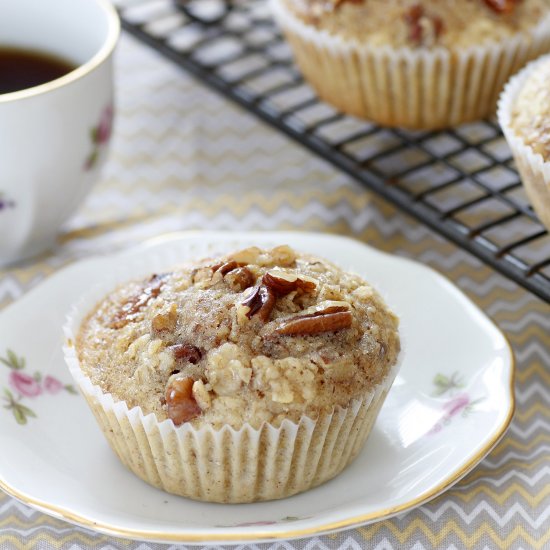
[0,231,514,544]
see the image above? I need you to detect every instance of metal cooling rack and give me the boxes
[115,0,550,303]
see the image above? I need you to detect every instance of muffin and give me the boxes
[63,245,400,503]
[270,0,550,129]
[498,54,550,232]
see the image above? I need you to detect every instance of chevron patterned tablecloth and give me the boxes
[1,34,549,550]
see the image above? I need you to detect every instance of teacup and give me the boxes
[0,0,119,266]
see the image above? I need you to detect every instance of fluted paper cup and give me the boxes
[270,0,550,129]
[62,249,401,503]
[498,54,550,232]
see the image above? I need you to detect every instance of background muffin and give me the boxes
[271,0,550,129]
[498,54,550,232]
[64,245,400,503]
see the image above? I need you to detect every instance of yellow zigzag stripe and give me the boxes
[90,183,410,234]
[493,304,550,323]
[359,239,445,258]
[515,402,550,423]
[0,531,130,548]
[99,181,362,202]
[460,454,550,484]
[359,519,550,548]
[101,180,371,204]
[120,100,248,119]
[60,200,398,244]
[506,326,550,347]
[112,124,296,143]
[459,286,525,308]
[82,190,374,218]
[425,264,498,284]
[489,433,550,458]
[516,361,550,385]
[108,141,305,163]
[59,211,160,244]
[103,159,345,184]
[0,514,67,530]
[443,479,550,506]
[59,214,402,255]
[203,192,370,213]
[98,175,351,196]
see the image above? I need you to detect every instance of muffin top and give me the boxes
[76,245,400,430]
[510,58,550,161]
[282,0,550,48]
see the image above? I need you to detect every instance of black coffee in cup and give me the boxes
[0,46,76,94]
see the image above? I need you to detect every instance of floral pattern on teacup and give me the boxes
[84,103,113,171]
[429,372,481,435]
[1,349,77,425]
[0,192,15,212]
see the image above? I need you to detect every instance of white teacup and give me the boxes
[0,0,119,266]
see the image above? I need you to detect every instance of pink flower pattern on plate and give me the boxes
[1,349,77,425]
[44,375,64,394]
[429,372,480,435]
[442,393,471,417]
[9,371,42,397]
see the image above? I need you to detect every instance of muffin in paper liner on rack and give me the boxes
[498,53,550,233]
[63,244,401,503]
[270,0,550,129]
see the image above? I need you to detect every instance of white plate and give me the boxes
[0,231,514,544]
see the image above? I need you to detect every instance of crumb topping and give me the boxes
[76,246,400,429]
[283,0,550,48]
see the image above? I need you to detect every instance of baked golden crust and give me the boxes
[76,245,400,430]
[284,0,550,48]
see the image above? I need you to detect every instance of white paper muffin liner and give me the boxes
[270,0,550,129]
[62,248,402,503]
[498,54,550,232]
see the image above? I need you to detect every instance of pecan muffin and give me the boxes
[64,245,400,503]
[270,0,550,128]
[498,54,550,232]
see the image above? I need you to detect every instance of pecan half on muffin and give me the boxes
[64,245,400,503]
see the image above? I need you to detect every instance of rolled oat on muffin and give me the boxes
[271,0,550,129]
[64,245,400,503]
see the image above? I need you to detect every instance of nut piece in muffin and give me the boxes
[271,0,550,128]
[499,54,550,232]
[68,245,400,502]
